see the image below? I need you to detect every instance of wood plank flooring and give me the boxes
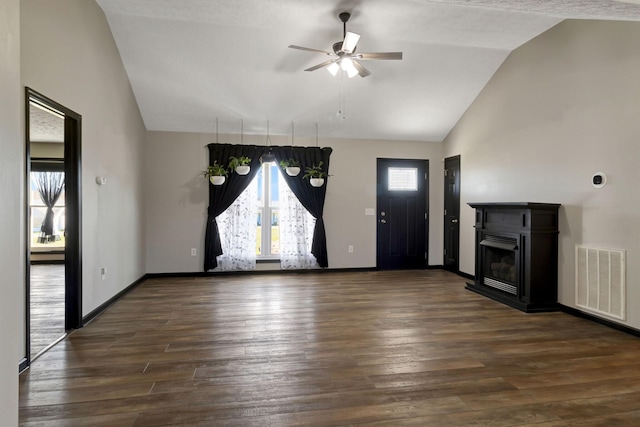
[29,264,66,357]
[19,270,640,426]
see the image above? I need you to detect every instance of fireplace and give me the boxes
[481,235,518,294]
[466,202,560,312]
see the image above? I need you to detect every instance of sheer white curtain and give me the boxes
[279,174,317,270]
[214,176,258,271]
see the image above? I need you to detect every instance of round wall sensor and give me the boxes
[592,172,607,188]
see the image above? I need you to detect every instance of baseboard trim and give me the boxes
[146,266,473,278]
[560,305,640,338]
[440,267,474,281]
[82,274,148,325]
[456,271,474,281]
[30,259,65,265]
[19,358,28,374]
[145,267,379,279]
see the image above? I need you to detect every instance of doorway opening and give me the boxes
[23,88,82,370]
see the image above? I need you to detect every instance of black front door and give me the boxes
[444,155,460,272]
[377,158,428,270]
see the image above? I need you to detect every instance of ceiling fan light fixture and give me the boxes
[340,56,352,70]
[327,62,340,76]
[288,11,403,78]
[342,32,360,53]
[340,57,358,78]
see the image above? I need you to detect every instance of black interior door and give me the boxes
[444,155,460,272]
[377,158,428,270]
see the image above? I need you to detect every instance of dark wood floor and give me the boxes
[19,270,640,426]
[29,264,66,357]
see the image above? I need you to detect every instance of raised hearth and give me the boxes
[466,202,560,312]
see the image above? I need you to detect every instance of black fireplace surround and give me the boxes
[466,202,560,312]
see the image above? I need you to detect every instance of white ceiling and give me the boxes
[29,103,64,143]
[92,0,640,142]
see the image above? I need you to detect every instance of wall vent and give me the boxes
[575,245,625,321]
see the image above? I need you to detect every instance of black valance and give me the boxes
[203,143,332,271]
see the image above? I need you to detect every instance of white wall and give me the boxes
[21,0,147,317]
[0,0,22,422]
[145,131,443,273]
[30,142,64,159]
[444,20,640,329]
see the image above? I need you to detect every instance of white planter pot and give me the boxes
[310,177,325,187]
[235,165,250,175]
[210,175,226,185]
[285,166,300,177]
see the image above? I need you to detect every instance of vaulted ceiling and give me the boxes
[94,0,640,142]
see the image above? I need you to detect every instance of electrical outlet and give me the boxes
[348,245,354,253]
[191,248,197,256]
[100,267,107,280]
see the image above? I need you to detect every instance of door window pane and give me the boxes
[388,167,418,191]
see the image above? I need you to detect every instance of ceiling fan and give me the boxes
[288,12,403,78]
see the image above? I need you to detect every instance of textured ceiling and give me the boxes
[29,103,64,143]
[93,0,640,142]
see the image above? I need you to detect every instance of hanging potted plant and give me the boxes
[228,156,251,175]
[279,158,301,177]
[202,161,228,185]
[303,161,328,187]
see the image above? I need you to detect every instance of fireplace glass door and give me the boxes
[480,235,518,295]
[484,246,516,284]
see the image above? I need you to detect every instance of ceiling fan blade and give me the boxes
[352,60,371,78]
[357,52,403,60]
[288,45,333,55]
[342,32,360,54]
[304,59,338,72]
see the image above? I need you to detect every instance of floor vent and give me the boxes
[575,245,625,321]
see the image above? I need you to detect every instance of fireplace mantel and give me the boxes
[466,202,560,312]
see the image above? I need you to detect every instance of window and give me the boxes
[388,167,418,191]
[30,171,66,248]
[256,162,280,258]
[214,158,317,270]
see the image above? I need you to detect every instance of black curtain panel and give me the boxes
[272,146,332,268]
[33,171,65,243]
[204,143,263,271]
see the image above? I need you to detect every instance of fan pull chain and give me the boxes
[337,73,346,121]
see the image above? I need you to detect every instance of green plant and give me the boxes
[201,161,228,178]
[279,158,300,170]
[302,162,327,180]
[228,156,251,169]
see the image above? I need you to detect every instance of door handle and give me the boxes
[451,219,458,223]
[380,219,387,224]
